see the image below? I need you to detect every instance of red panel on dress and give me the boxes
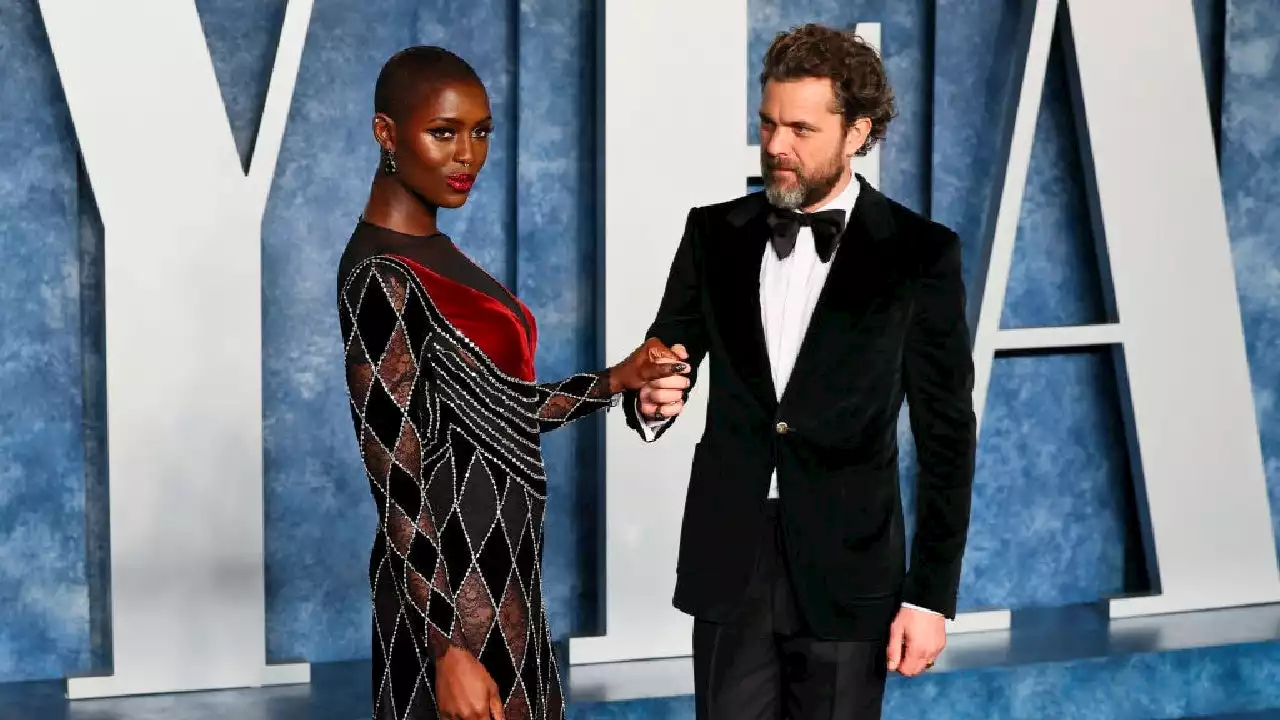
[393,256,538,382]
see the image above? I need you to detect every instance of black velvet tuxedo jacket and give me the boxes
[624,177,977,640]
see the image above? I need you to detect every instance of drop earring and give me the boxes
[381,147,398,175]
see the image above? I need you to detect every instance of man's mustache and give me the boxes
[763,155,801,173]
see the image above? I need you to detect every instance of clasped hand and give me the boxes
[635,342,691,421]
[610,338,691,395]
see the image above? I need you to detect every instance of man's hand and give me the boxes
[638,344,691,421]
[886,605,945,677]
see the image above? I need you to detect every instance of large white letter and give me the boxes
[971,0,1280,620]
[570,0,748,666]
[38,0,314,698]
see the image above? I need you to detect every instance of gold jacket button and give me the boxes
[775,421,789,435]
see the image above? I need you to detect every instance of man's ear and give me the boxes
[845,117,872,157]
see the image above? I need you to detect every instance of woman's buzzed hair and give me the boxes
[374,46,484,120]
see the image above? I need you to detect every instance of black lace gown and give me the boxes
[336,222,616,719]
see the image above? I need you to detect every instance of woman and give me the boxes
[337,47,685,720]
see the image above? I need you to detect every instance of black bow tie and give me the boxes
[765,208,846,262]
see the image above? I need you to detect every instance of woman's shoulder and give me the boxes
[337,253,425,318]
[335,232,426,327]
[339,222,390,277]
[337,228,421,292]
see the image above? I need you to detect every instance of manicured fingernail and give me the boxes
[674,363,688,372]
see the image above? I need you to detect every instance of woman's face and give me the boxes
[376,80,492,209]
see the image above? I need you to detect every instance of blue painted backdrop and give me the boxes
[1,0,1278,703]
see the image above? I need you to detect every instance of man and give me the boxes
[625,23,977,719]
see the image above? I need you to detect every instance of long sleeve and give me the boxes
[623,207,711,441]
[900,234,978,618]
[340,258,475,659]
[533,371,617,432]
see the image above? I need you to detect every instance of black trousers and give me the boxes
[692,503,888,720]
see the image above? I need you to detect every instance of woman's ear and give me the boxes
[372,113,396,152]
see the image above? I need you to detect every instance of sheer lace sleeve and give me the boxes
[533,371,617,432]
[340,257,474,659]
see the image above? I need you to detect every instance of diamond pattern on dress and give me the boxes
[388,463,421,523]
[459,453,499,549]
[500,567,527,642]
[392,422,422,488]
[346,339,375,408]
[340,256,618,719]
[379,324,415,407]
[356,271,397,361]
[477,520,515,609]
[362,426,393,491]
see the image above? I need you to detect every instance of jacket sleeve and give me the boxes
[622,207,711,442]
[900,233,978,618]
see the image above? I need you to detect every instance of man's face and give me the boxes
[759,77,864,210]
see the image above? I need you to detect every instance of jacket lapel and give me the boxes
[713,194,778,413]
[779,178,897,410]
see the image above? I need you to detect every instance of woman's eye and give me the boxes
[428,128,455,140]
[473,128,492,139]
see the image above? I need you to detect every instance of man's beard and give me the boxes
[761,147,845,210]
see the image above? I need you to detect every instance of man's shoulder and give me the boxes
[879,192,957,243]
[693,191,770,227]
[872,190,960,270]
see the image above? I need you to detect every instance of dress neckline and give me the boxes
[356,217,448,242]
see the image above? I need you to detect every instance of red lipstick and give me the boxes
[446,173,476,192]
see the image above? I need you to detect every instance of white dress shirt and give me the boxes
[758,179,859,497]
[640,177,940,617]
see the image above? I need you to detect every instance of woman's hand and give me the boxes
[436,646,505,720]
[608,338,690,394]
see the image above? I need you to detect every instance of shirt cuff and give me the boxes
[901,602,944,617]
[635,396,673,441]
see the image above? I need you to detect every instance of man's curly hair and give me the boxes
[760,23,897,156]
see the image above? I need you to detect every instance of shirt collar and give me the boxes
[805,174,861,220]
